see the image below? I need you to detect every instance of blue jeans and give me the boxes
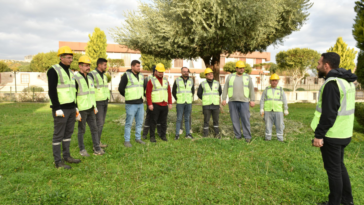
[175,103,192,136]
[124,103,144,142]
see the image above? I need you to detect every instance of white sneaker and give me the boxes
[79,149,90,157]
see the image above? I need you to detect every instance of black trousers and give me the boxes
[95,100,108,143]
[203,109,219,136]
[142,104,161,138]
[149,104,168,140]
[320,139,353,205]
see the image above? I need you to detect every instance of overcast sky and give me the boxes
[0,0,359,63]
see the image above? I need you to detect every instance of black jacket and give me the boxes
[47,62,76,111]
[315,68,357,144]
[118,69,144,104]
[197,79,222,110]
[172,76,195,101]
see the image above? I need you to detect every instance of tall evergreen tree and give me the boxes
[86,27,108,69]
[327,37,357,71]
[111,0,312,81]
[353,0,364,84]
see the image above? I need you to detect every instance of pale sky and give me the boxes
[0,0,359,62]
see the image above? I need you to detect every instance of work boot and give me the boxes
[79,149,90,157]
[124,141,132,147]
[175,135,180,140]
[150,137,156,143]
[99,142,108,148]
[245,138,251,143]
[317,202,329,205]
[55,161,71,169]
[214,134,221,139]
[64,156,81,164]
[93,149,105,156]
[203,129,209,137]
[93,147,105,154]
[135,139,146,144]
[161,137,168,141]
[341,201,354,205]
[186,134,194,139]
[179,129,183,135]
[142,135,147,140]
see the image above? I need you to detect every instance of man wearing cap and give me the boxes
[197,68,222,138]
[47,46,81,169]
[260,73,289,142]
[146,63,173,142]
[172,66,195,140]
[119,60,146,147]
[222,61,255,143]
[74,56,104,157]
[89,58,110,149]
[142,65,161,139]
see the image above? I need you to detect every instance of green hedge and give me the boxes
[283,88,292,91]
[355,103,364,127]
[22,86,44,92]
[296,88,305,91]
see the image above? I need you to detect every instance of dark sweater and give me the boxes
[47,62,76,110]
[118,69,144,104]
[197,79,222,110]
[315,68,357,145]
[172,76,195,102]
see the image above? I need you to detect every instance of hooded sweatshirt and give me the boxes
[314,68,357,144]
[118,69,144,104]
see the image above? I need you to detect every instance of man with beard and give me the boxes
[313,52,356,205]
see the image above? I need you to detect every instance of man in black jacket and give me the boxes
[313,52,356,205]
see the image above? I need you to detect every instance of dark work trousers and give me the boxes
[320,139,353,205]
[95,100,108,143]
[77,109,100,152]
[203,109,219,136]
[149,104,168,141]
[52,108,76,163]
[142,104,161,138]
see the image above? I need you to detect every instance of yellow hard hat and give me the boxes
[155,63,166,72]
[204,68,213,75]
[270,73,280,80]
[57,46,74,57]
[235,60,246,68]
[78,55,91,64]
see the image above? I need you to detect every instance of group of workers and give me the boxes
[48,46,355,205]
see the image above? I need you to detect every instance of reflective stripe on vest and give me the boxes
[90,70,110,101]
[176,77,193,104]
[202,80,220,106]
[151,77,168,103]
[228,73,250,98]
[264,86,283,112]
[125,72,144,101]
[74,73,96,111]
[311,77,356,138]
[48,64,76,105]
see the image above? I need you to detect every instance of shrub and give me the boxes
[22,86,44,92]
[200,72,205,79]
[283,88,292,91]
[355,103,364,128]
[296,88,305,91]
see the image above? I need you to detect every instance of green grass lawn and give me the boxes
[0,103,363,204]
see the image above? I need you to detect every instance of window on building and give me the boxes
[313,92,317,100]
[220,76,225,84]
[246,58,256,67]
[21,74,30,84]
[285,77,290,84]
[256,77,260,84]
[314,78,319,84]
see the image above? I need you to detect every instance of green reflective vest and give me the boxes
[89,70,110,101]
[311,77,356,138]
[124,72,144,101]
[74,73,96,111]
[202,80,220,106]
[228,73,250,98]
[176,77,193,104]
[151,76,168,103]
[264,86,283,112]
[47,64,76,105]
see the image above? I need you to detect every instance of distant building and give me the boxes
[24,55,34,62]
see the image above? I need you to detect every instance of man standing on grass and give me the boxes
[172,67,194,140]
[75,56,104,156]
[119,60,146,147]
[197,68,222,138]
[47,46,81,169]
[89,58,110,149]
[221,60,255,143]
[260,73,289,142]
[146,63,173,142]
[312,52,356,205]
[142,65,161,139]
